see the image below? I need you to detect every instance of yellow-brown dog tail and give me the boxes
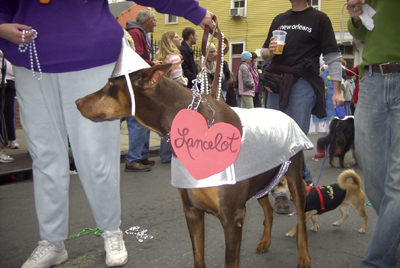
[338,169,362,189]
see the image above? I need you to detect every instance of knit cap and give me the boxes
[241,51,252,62]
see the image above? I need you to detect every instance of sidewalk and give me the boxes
[1,120,161,175]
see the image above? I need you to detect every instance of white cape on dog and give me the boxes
[171,107,314,190]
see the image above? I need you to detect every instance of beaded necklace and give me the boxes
[19,29,43,80]
[197,32,225,101]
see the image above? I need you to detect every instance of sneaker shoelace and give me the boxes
[103,231,123,253]
[29,241,53,261]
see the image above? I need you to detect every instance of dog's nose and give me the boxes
[75,98,82,108]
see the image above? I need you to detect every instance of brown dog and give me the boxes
[75,64,311,268]
[274,169,367,237]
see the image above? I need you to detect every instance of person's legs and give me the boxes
[357,71,400,268]
[241,95,254,108]
[268,78,316,184]
[16,63,127,267]
[125,116,152,172]
[344,101,352,115]
[253,92,262,107]
[59,64,122,232]
[4,80,16,141]
[126,116,150,163]
[15,68,72,242]
[236,89,241,107]
[159,138,172,163]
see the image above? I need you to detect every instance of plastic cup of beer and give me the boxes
[272,30,287,55]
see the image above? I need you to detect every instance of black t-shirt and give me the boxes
[263,7,340,67]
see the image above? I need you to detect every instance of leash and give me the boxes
[200,15,229,99]
[315,143,330,187]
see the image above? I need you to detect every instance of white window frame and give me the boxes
[308,0,320,10]
[231,0,247,17]
[165,14,178,25]
[229,40,246,72]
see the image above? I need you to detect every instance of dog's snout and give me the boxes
[75,98,82,108]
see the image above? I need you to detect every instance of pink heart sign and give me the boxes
[171,109,242,180]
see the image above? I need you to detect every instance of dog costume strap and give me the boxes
[306,185,313,193]
[315,187,326,214]
[125,73,135,115]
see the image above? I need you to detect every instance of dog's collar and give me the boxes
[162,92,216,143]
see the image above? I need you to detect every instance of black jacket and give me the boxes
[178,41,198,89]
[269,58,327,119]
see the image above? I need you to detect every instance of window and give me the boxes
[344,59,354,69]
[231,43,244,55]
[307,0,319,9]
[230,0,247,17]
[233,0,245,8]
[230,42,245,75]
[165,14,178,25]
[339,45,354,55]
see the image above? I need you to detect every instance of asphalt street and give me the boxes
[1,134,399,268]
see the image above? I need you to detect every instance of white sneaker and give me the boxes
[101,228,128,266]
[21,240,68,268]
[0,150,15,163]
[10,140,20,149]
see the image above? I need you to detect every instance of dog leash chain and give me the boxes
[201,98,215,127]
[187,92,215,127]
[187,92,202,111]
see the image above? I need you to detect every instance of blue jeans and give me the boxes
[159,138,172,163]
[267,78,316,185]
[344,101,352,115]
[236,89,241,108]
[356,70,400,268]
[126,116,150,164]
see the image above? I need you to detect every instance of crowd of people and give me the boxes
[0,0,399,267]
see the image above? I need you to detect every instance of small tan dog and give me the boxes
[274,169,368,237]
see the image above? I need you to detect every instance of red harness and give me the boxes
[306,185,326,214]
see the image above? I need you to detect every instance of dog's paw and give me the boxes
[255,240,270,254]
[358,228,366,234]
[333,221,341,226]
[341,164,350,168]
[310,225,319,232]
[285,232,296,238]
[330,160,339,168]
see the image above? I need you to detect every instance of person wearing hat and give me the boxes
[0,1,215,268]
[238,51,256,109]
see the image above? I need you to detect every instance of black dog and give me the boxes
[317,117,356,168]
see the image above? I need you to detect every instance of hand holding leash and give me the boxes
[199,10,215,30]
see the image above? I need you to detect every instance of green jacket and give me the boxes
[347,0,400,76]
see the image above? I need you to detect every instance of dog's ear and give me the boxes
[165,61,183,77]
[135,63,173,89]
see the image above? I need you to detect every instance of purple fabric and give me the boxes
[250,66,259,93]
[0,0,206,73]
